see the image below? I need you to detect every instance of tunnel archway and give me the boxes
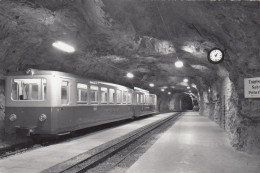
[180,93,193,111]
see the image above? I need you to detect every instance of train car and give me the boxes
[133,87,157,117]
[4,69,157,136]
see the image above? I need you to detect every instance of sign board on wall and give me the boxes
[244,77,260,98]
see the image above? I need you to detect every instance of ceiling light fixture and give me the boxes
[149,83,155,87]
[175,60,183,68]
[183,78,188,83]
[161,88,165,92]
[52,41,75,53]
[126,72,134,78]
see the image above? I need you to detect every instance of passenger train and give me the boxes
[4,69,157,136]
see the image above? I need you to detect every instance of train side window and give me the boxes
[43,79,47,100]
[140,94,144,104]
[77,83,88,104]
[150,95,156,105]
[90,85,99,104]
[117,90,122,104]
[149,95,153,104]
[146,95,149,105]
[109,88,115,104]
[127,92,132,104]
[101,87,108,104]
[136,94,139,104]
[122,91,127,104]
[61,81,69,104]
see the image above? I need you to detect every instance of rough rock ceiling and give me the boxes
[0,0,259,95]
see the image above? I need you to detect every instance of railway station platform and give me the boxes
[125,112,260,173]
[0,112,176,173]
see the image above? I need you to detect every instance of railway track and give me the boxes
[42,112,182,173]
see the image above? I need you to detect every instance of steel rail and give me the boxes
[50,113,182,173]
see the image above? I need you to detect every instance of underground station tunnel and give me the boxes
[0,0,259,172]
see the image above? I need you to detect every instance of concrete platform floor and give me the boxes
[0,113,176,173]
[126,112,260,173]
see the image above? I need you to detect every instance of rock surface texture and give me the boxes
[0,0,259,154]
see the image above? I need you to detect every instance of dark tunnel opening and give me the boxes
[180,94,193,111]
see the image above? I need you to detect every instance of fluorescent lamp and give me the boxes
[183,78,188,82]
[52,41,75,53]
[175,60,183,68]
[149,83,155,87]
[126,72,134,78]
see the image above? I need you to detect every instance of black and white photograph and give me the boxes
[0,0,259,172]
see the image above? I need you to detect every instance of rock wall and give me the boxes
[0,79,5,132]
[200,70,260,154]
[199,91,210,117]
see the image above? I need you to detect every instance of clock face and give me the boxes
[208,48,224,64]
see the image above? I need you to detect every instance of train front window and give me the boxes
[11,78,46,101]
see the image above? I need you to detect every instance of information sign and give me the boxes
[244,77,260,98]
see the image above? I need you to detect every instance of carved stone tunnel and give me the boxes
[0,0,259,154]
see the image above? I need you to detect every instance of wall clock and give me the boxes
[208,48,224,64]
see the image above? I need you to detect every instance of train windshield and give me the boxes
[11,78,47,101]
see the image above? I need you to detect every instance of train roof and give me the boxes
[7,69,152,94]
[7,68,80,78]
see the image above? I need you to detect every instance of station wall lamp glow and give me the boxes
[175,60,183,68]
[52,41,75,53]
[183,78,188,82]
[126,72,134,78]
[149,83,155,87]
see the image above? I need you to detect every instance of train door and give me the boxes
[56,78,74,132]
[61,80,70,105]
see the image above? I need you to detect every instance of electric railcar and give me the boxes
[5,69,157,136]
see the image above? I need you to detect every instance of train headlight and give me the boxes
[39,114,47,122]
[9,114,17,121]
[26,68,34,75]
